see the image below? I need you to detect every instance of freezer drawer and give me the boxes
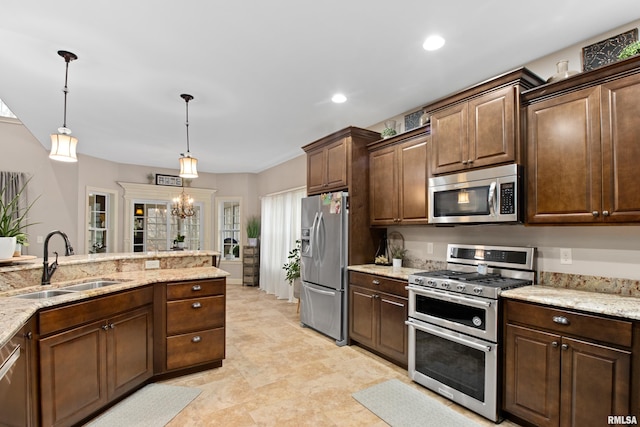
[300,281,344,343]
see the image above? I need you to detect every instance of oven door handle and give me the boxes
[406,319,492,353]
[406,286,492,308]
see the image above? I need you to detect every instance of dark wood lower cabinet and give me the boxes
[503,300,633,427]
[38,287,154,427]
[349,271,408,367]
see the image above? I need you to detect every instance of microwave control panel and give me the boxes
[500,182,515,214]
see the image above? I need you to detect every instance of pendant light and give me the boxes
[50,50,79,162]
[178,94,198,178]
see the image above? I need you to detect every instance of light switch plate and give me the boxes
[145,260,160,269]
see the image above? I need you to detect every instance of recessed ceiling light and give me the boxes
[331,93,347,103]
[423,35,445,51]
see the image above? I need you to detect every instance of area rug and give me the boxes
[352,379,483,427]
[84,383,201,427]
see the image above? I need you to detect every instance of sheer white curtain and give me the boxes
[259,186,306,301]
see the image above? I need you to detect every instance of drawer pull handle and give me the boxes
[552,316,570,325]
[192,302,202,309]
[191,336,201,343]
[372,280,380,285]
[192,284,202,291]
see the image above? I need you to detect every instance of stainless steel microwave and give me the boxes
[428,164,522,224]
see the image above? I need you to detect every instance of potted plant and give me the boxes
[390,245,408,268]
[283,240,301,308]
[174,234,185,249]
[246,215,260,246]
[0,178,38,259]
[618,41,640,60]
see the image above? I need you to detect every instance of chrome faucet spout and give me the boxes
[42,230,74,286]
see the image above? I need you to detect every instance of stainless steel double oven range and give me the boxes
[406,244,536,422]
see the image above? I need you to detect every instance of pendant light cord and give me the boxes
[184,96,191,155]
[62,58,70,128]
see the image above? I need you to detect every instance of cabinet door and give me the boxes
[40,320,108,427]
[560,337,631,427]
[376,292,408,366]
[468,86,516,168]
[107,306,153,400]
[526,86,602,224]
[431,102,468,174]
[504,323,561,427]
[369,146,398,225]
[306,147,326,195]
[349,285,376,348]
[324,138,348,191]
[398,137,429,224]
[601,73,640,222]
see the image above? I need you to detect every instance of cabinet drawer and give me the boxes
[166,279,225,300]
[243,265,259,275]
[166,328,225,371]
[244,247,259,256]
[505,300,632,348]
[349,271,407,297]
[166,296,225,335]
[39,286,153,336]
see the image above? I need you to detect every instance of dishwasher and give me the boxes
[0,328,30,427]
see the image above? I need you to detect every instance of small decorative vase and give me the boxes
[547,60,579,83]
[0,237,16,259]
[248,238,258,247]
[419,110,429,126]
[13,243,22,257]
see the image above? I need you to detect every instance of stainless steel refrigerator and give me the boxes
[299,192,348,346]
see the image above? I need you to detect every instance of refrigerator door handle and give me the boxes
[317,212,325,263]
[307,212,319,259]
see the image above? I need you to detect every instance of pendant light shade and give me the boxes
[50,50,79,163]
[178,93,198,178]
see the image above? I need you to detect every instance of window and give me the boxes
[86,187,118,254]
[119,182,215,252]
[217,198,242,260]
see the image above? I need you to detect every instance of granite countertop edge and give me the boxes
[0,266,229,348]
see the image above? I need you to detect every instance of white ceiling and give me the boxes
[1,1,638,173]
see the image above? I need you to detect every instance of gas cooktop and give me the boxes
[408,270,532,298]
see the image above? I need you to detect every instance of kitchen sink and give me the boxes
[13,290,77,299]
[62,280,122,291]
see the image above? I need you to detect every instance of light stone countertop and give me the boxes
[501,285,640,321]
[349,264,640,322]
[0,265,229,348]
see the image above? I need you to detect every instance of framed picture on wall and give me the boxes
[155,174,183,187]
[581,28,638,72]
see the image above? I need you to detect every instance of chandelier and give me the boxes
[171,187,195,218]
[50,50,79,162]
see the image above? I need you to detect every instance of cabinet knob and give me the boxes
[561,343,569,351]
[101,324,109,331]
[192,302,202,309]
[192,336,201,343]
[592,211,599,217]
[109,323,115,329]
[192,284,202,291]
[603,210,610,217]
[551,341,558,348]
[462,160,468,165]
[25,331,33,340]
[467,159,474,164]
[372,280,380,285]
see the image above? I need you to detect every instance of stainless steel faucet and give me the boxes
[42,230,74,286]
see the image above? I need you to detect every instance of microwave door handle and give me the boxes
[488,181,497,216]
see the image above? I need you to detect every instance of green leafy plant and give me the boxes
[283,240,301,285]
[175,234,185,243]
[618,41,640,60]
[246,215,261,239]
[381,127,397,138]
[390,245,408,260]
[0,177,39,240]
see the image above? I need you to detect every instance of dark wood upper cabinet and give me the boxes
[426,68,543,175]
[368,126,430,225]
[523,56,640,224]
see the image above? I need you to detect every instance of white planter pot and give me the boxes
[292,277,301,299]
[0,237,17,260]
[248,238,258,247]
[392,258,402,268]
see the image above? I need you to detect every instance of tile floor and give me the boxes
[164,284,521,426]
